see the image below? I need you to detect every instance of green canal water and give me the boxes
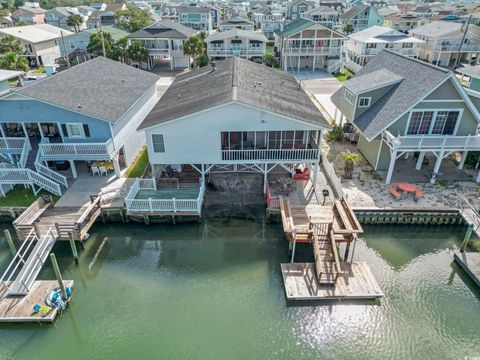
[0,220,479,360]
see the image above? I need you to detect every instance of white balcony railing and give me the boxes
[39,139,115,160]
[284,46,342,56]
[207,48,265,56]
[147,48,170,55]
[433,43,480,53]
[0,137,28,153]
[124,177,205,214]
[363,47,417,56]
[221,148,319,161]
[382,130,480,152]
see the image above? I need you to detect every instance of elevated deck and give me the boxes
[0,280,74,323]
[454,252,480,288]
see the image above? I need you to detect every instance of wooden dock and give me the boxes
[0,280,74,323]
[454,252,480,288]
[280,262,383,300]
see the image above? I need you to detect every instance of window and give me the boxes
[69,42,75,49]
[151,134,165,153]
[358,97,371,107]
[431,111,459,135]
[407,110,459,135]
[407,111,433,135]
[66,123,85,138]
[344,89,355,104]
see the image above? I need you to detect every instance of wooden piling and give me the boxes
[68,232,79,264]
[50,253,67,300]
[3,229,16,256]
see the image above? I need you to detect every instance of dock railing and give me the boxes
[266,181,280,209]
[125,177,205,214]
[459,197,480,236]
[321,153,344,198]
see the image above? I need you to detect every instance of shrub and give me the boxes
[326,124,343,142]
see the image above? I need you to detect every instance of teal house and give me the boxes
[342,5,383,33]
[331,50,480,184]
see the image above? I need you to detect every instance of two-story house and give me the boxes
[287,0,316,21]
[331,50,480,184]
[86,3,127,29]
[136,57,330,203]
[342,5,383,33]
[0,57,160,196]
[128,20,196,70]
[410,21,480,68]
[44,7,88,32]
[274,18,348,73]
[206,28,267,60]
[257,8,283,40]
[156,6,212,32]
[11,6,45,25]
[346,25,425,72]
[382,13,423,34]
[219,16,255,31]
[302,6,342,30]
[0,24,72,67]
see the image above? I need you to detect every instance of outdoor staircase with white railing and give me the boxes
[0,228,56,297]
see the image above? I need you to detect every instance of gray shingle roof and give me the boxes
[128,20,196,39]
[138,58,330,130]
[331,50,451,141]
[344,69,404,93]
[15,57,160,123]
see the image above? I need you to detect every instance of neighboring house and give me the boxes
[89,3,107,11]
[44,7,87,32]
[60,25,130,63]
[137,57,330,195]
[410,21,480,67]
[205,28,267,60]
[382,14,423,34]
[342,5,383,33]
[0,57,160,193]
[86,3,127,29]
[331,50,480,184]
[274,18,348,73]
[128,20,196,70]
[11,6,45,25]
[0,24,72,67]
[457,65,480,94]
[1,16,14,28]
[156,6,212,32]
[257,8,283,40]
[287,0,315,21]
[219,16,255,31]
[346,25,425,72]
[302,6,342,30]
[0,70,23,96]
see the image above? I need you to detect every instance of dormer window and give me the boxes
[344,89,355,104]
[358,97,371,108]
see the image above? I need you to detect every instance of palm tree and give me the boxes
[342,152,362,179]
[0,51,28,85]
[114,37,129,63]
[67,14,83,33]
[0,35,23,54]
[343,23,354,35]
[127,40,148,67]
[183,35,204,68]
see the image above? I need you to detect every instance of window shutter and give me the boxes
[83,124,90,137]
[61,124,68,137]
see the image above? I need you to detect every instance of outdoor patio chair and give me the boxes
[164,165,178,178]
[99,166,108,176]
[91,166,100,176]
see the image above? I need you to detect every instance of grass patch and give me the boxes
[334,68,353,82]
[0,186,59,207]
[266,42,274,56]
[125,146,149,178]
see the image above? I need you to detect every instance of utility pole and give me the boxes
[100,24,106,58]
[453,15,472,71]
[60,30,71,68]
[280,15,287,72]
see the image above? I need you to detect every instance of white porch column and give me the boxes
[476,169,480,183]
[385,148,397,184]
[69,160,77,179]
[113,157,121,177]
[430,151,444,184]
[404,152,410,160]
[458,151,468,169]
[415,152,426,170]
[201,164,205,184]
[263,163,268,194]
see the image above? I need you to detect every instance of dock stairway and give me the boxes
[459,197,480,239]
[0,227,56,297]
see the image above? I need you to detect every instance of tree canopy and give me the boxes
[0,35,23,54]
[0,51,29,72]
[114,5,152,32]
[183,34,206,68]
[67,13,83,33]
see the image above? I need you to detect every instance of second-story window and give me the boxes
[358,97,371,108]
[152,134,165,153]
[344,89,355,104]
[65,123,85,138]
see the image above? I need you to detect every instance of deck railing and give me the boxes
[459,197,480,236]
[207,48,265,56]
[221,148,319,161]
[382,130,480,152]
[39,139,115,160]
[0,168,62,196]
[321,153,343,198]
[0,137,28,153]
[125,177,205,214]
[35,151,68,189]
[266,181,280,209]
[284,46,342,55]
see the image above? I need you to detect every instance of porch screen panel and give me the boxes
[282,131,294,148]
[255,131,267,148]
[268,131,281,149]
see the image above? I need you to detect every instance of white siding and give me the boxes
[144,102,322,165]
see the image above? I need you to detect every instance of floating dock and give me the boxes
[281,262,383,300]
[0,280,74,323]
[454,252,480,288]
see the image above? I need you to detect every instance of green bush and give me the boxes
[465,151,480,166]
[326,124,343,142]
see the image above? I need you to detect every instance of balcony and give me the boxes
[39,139,116,160]
[207,47,265,57]
[146,47,170,56]
[284,46,342,56]
[222,148,319,162]
[363,47,417,57]
[432,43,480,53]
[0,137,28,154]
[382,130,480,152]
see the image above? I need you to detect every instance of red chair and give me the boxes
[389,184,401,200]
[293,168,310,180]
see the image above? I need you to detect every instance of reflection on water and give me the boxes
[0,221,479,360]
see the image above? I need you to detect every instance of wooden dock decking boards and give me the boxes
[454,252,480,288]
[280,262,383,300]
[0,280,74,322]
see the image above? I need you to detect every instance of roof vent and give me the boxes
[256,81,263,86]
[121,79,126,83]
[178,94,181,100]
[77,104,83,109]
